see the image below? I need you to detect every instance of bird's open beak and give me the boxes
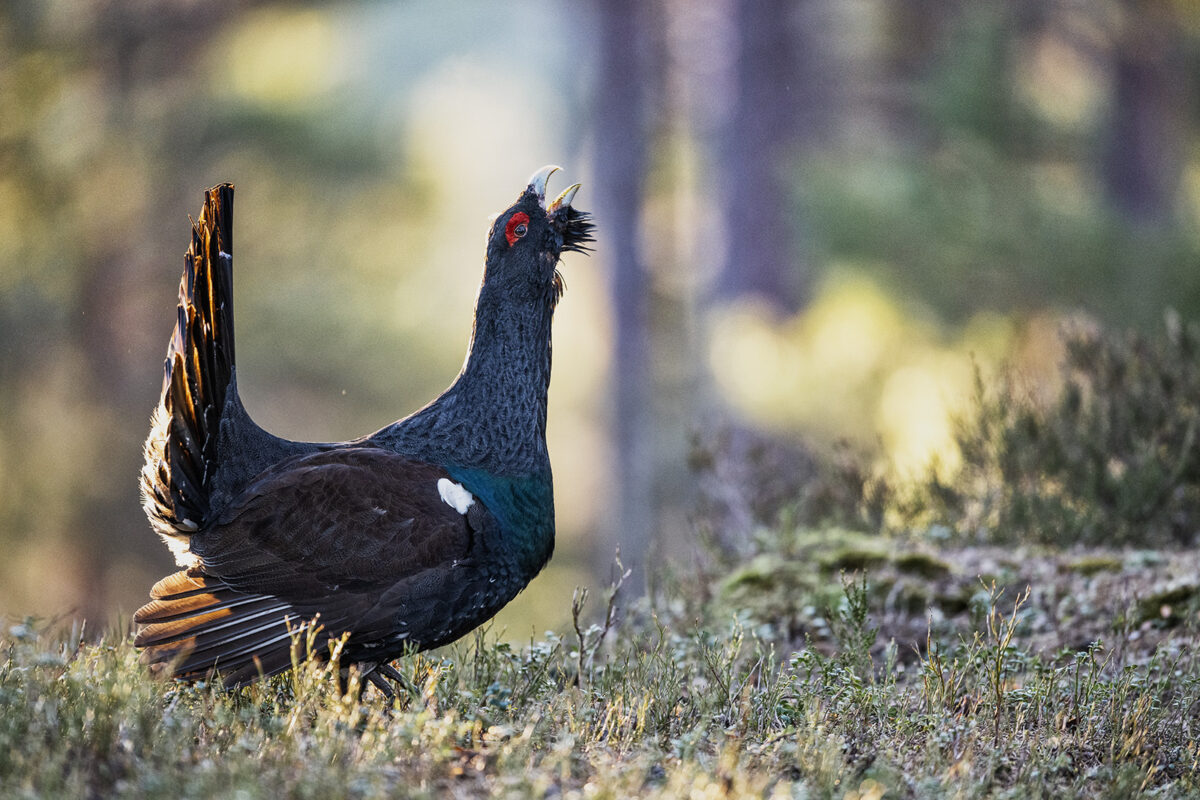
[527,165,593,254]
[527,165,561,206]
[527,165,583,215]
[548,184,581,213]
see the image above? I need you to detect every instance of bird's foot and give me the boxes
[344,662,415,704]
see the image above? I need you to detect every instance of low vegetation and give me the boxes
[4,321,1200,798]
[905,315,1200,548]
[3,546,1198,798]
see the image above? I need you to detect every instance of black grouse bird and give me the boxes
[134,167,593,695]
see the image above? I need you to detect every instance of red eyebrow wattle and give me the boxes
[505,212,530,246]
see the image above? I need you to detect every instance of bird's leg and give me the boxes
[334,662,383,701]
[363,669,396,701]
[352,661,416,704]
[376,662,415,694]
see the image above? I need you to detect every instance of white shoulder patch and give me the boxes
[437,478,476,515]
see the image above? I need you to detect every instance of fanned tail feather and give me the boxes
[133,571,321,687]
[140,184,237,562]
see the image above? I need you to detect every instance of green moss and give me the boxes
[893,582,935,615]
[1067,555,1124,576]
[718,554,820,630]
[1135,583,1200,625]
[721,554,809,593]
[892,551,953,578]
[933,587,974,615]
[820,547,890,572]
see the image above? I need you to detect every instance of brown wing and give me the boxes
[201,447,477,592]
[134,447,485,685]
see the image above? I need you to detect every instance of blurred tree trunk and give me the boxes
[20,1,270,621]
[878,0,963,146]
[593,0,654,593]
[1102,0,1188,228]
[712,0,826,313]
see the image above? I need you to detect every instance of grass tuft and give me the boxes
[6,321,1200,796]
[4,537,1200,799]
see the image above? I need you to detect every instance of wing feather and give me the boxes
[135,447,493,685]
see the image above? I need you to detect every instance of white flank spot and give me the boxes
[437,478,475,515]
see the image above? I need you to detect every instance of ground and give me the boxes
[2,532,1198,799]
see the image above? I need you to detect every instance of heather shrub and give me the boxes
[908,315,1200,547]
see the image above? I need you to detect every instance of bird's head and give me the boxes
[484,165,594,308]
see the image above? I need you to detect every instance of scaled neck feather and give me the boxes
[376,282,556,477]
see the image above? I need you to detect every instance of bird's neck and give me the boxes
[381,290,555,477]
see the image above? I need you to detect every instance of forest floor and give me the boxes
[3,530,1199,799]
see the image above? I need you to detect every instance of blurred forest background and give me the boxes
[2,0,1199,634]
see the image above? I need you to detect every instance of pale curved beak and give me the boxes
[548,183,581,213]
[527,165,562,205]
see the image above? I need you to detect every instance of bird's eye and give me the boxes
[505,212,531,246]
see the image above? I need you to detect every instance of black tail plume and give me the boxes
[141,184,237,553]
